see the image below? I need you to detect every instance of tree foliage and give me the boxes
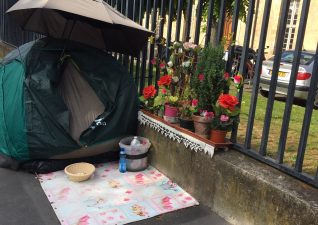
[144,0,249,21]
[202,0,249,23]
[143,0,249,43]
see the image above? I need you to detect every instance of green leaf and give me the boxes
[139,96,145,102]
[230,108,241,116]
[153,96,165,107]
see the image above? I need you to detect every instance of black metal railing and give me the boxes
[0,0,317,188]
[0,0,38,47]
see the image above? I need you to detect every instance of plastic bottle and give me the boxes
[119,148,126,173]
[130,136,141,146]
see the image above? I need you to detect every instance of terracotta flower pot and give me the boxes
[210,130,227,143]
[179,118,194,132]
[192,114,213,139]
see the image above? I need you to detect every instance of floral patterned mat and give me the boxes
[39,162,199,225]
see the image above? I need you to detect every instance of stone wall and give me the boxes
[138,124,318,225]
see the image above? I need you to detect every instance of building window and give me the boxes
[283,0,300,51]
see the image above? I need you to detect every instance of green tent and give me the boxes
[0,38,138,165]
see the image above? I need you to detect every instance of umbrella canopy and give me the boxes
[7,0,152,56]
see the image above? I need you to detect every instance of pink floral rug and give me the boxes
[38,162,199,225]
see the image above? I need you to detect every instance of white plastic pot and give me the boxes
[119,136,151,172]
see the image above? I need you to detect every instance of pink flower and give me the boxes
[151,58,157,65]
[200,110,206,116]
[233,75,241,84]
[191,99,198,107]
[205,112,214,118]
[200,110,214,118]
[220,115,230,122]
[183,42,198,50]
[183,42,191,50]
[159,62,166,69]
[161,88,167,94]
[224,72,230,80]
[198,74,204,81]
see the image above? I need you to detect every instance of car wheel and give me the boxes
[260,90,269,98]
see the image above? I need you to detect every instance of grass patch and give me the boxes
[234,87,318,176]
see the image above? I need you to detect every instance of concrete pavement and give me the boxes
[0,168,230,225]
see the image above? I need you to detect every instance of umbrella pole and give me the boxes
[59,20,76,61]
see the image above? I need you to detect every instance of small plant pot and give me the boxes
[192,114,213,139]
[163,115,179,123]
[164,104,178,123]
[210,130,227,143]
[164,104,178,117]
[179,118,194,132]
[157,108,164,118]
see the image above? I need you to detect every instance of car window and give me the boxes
[269,52,314,65]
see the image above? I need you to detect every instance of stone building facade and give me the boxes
[235,0,318,58]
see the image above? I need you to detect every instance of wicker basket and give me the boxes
[64,162,95,182]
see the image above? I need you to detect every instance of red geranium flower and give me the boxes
[218,94,239,111]
[157,75,172,86]
[198,74,204,81]
[224,72,230,80]
[143,85,157,99]
[159,62,166,69]
[151,58,157,65]
[191,99,198,107]
[233,75,241,84]
[161,88,167,94]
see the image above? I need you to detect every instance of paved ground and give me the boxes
[0,168,230,225]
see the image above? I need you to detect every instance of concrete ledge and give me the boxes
[138,125,318,225]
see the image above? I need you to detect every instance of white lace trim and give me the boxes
[138,111,215,157]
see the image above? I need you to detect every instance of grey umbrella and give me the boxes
[7,0,152,56]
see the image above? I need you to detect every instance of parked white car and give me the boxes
[259,51,316,106]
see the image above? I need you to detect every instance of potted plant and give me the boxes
[139,85,157,112]
[154,41,199,123]
[164,95,179,123]
[154,74,179,123]
[178,87,195,131]
[191,44,228,138]
[192,109,215,138]
[210,94,240,143]
[166,41,200,98]
[159,41,199,127]
[152,88,166,117]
